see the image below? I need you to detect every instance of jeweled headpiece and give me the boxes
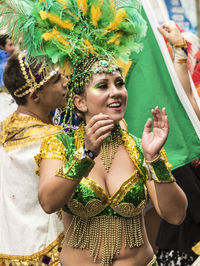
[0,0,147,121]
[14,52,59,98]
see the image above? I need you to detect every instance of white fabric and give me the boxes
[191,256,200,266]
[0,143,63,255]
[0,92,17,122]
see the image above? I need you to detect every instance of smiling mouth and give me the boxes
[108,102,121,108]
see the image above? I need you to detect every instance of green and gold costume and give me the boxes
[36,123,174,266]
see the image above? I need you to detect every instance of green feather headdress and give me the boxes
[0,0,147,127]
[0,0,147,75]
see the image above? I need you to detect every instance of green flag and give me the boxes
[124,4,200,169]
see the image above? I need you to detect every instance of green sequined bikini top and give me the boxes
[63,170,148,218]
[35,123,149,219]
[58,124,149,218]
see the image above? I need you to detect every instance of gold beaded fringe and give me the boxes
[100,134,123,172]
[64,215,144,266]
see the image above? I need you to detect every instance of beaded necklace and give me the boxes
[100,123,123,172]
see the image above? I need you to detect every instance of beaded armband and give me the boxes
[144,154,175,183]
[56,146,95,181]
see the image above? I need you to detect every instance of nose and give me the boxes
[109,84,121,98]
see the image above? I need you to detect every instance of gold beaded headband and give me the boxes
[14,52,59,98]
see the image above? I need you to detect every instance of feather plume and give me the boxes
[104,9,128,31]
[107,32,123,45]
[40,11,74,29]
[77,0,88,15]
[56,0,68,7]
[42,28,70,46]
[84,40,94,55]
[0,0,147,67]
[91,5,101,28]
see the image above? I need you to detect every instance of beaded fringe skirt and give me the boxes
[64,215,144,266]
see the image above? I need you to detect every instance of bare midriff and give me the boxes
[60,212,154,266]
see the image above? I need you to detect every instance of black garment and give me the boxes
[156,163,200,252]
[156,249,198,266]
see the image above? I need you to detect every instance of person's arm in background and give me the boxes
[158,21,200,121]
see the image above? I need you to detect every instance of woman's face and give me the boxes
[75,71,127,124]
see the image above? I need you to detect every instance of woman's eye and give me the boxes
[116,81,125,87]
[96,83,108,89]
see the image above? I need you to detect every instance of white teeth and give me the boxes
[109,103,121,107]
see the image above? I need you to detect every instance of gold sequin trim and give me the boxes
[0,112,62,151]
[147,255,158,266]
[35,135,66,176]
[111,186,148,217]
[74,123,84,149]
[81,177,110,205]
[0,232,64,266]
[64,215,144,266]
[121,130,145,178]
[111,170,141,205]
[160,148,173,170]
[192,241,200,255]
[67,198,107,218]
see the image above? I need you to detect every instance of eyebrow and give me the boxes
[93,74,123,84]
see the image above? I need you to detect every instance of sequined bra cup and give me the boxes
[63,171,148,218]
[36,125,151,266]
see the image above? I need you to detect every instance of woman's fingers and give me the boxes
[84,113,115,154]
[151,107,168,129]
[86,113,111,129]
[143,118,152,133]
[86,117,114,136]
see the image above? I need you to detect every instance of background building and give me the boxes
[149,0,199,36]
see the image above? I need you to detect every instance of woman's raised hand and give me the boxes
[158,20,183,46]
[84,113,114,156]
[142,107,169,161]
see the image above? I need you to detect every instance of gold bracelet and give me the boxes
[145,154,161,164]
[177,58,187,64]
[173,39,187,49]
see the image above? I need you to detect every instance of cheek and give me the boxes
[88,87,102,97]
[87,87,107,104]
[122,90,128,104]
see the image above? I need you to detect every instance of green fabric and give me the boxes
[124,7,200,170]
[56,133,93,180]
[150,159,174,183]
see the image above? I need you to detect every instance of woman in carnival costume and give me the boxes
[0,0,188,265]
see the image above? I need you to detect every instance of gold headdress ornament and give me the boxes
[14,52,59,98]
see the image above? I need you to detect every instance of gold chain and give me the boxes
[100,130,123,172]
